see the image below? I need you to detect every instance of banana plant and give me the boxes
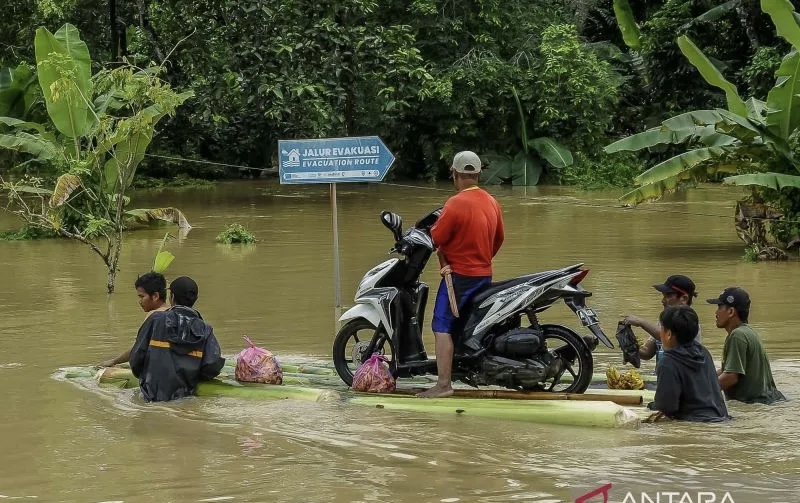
[482,87,573,186]
[0,24,192,293]
[152,232,176,274]
[0,64,40,120]
[605,0,800,210]
[612,0,642,51]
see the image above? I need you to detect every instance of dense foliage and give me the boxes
[2,0,800,257]
[1,0,632,184]
[1,0,794,185]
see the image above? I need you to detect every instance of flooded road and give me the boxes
[1,181,798,502]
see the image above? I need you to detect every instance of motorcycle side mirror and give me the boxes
[380,211,403,242]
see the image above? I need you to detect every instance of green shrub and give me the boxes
[742,245,759,263]
[532,24,621,153]
[740,46,783,98]
[216,223,257,244]
[558,152,641,189]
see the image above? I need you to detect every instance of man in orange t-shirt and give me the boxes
[417,151,504,398]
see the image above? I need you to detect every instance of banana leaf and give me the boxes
[677,35,747,117]
[700,132,737,147]
[528,137,573,168]
[0,64,38,119]
[103,94,191,192]
[152,233,175,274]
[661,110,728,130]
[682,0,738,29]
[723,172,800,190]
[612,0,642,50]
[49,173,82,207]
[511,151,543,186]
[765,50,800,139]
[634,146,728,185]
[0,132,59,159]
[104,120,155,193]
[762,0,800,51]
[6,185,53,195]
[713,109,766,143]
[746,97,768,122]
[481,153,513,185]
[125,207,192,230]
[34,24,93,139]
[0,117,45,133]
[605,125,714,153]
[623,147,735,205]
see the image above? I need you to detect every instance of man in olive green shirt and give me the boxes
[707,287,785,404]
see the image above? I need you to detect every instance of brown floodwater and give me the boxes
[0,181,798,503]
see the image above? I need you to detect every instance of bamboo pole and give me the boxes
[83,366,656,408]
[197,381,341,402]
[384,388,643,406]
[348,395,641,429]
[279,364,337,376]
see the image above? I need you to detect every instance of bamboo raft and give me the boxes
[56,363,657,429]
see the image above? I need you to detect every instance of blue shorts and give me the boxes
[432,274,491,339]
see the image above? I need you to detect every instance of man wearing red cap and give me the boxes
[623,275,701,367]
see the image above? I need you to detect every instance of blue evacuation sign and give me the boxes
[278,136,395,184]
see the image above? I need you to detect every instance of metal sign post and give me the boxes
[330,182,341,326]
[278,136,395,333]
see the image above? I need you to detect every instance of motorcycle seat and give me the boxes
[471,264,584,306]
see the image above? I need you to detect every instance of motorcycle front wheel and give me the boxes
[533,324,594,393]
[332,317,392,386]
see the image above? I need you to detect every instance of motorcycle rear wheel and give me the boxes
[530,324,594,393]
[332,317,392,386]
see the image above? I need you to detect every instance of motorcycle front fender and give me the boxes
[339,303,382,328]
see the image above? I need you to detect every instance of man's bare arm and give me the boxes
[719,372,739,391]
[639,337,657,360]
[623,315,661,340]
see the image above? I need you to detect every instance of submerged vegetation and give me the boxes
[216,223,257,244]
[0,225,58,241]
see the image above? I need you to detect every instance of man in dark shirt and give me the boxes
[130,276,225,402]
[648,305,729,422]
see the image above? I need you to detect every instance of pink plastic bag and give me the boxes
[234,335,283,384]
[351,353,395,393]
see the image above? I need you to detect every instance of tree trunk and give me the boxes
[110,0,119,61]
[735,198,787,260]
[106,264,116,294]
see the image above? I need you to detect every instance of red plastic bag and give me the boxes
[351,353,395,393]
[234,335,283,384]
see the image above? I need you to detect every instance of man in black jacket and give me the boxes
[130,276,225,402]
[648,305,729,422]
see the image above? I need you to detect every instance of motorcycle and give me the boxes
[332,208,614,393]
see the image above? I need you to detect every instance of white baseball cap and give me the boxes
[452,151,482,173]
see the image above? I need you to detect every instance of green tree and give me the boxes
[0,24,192,292]
[604,0,800,258]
